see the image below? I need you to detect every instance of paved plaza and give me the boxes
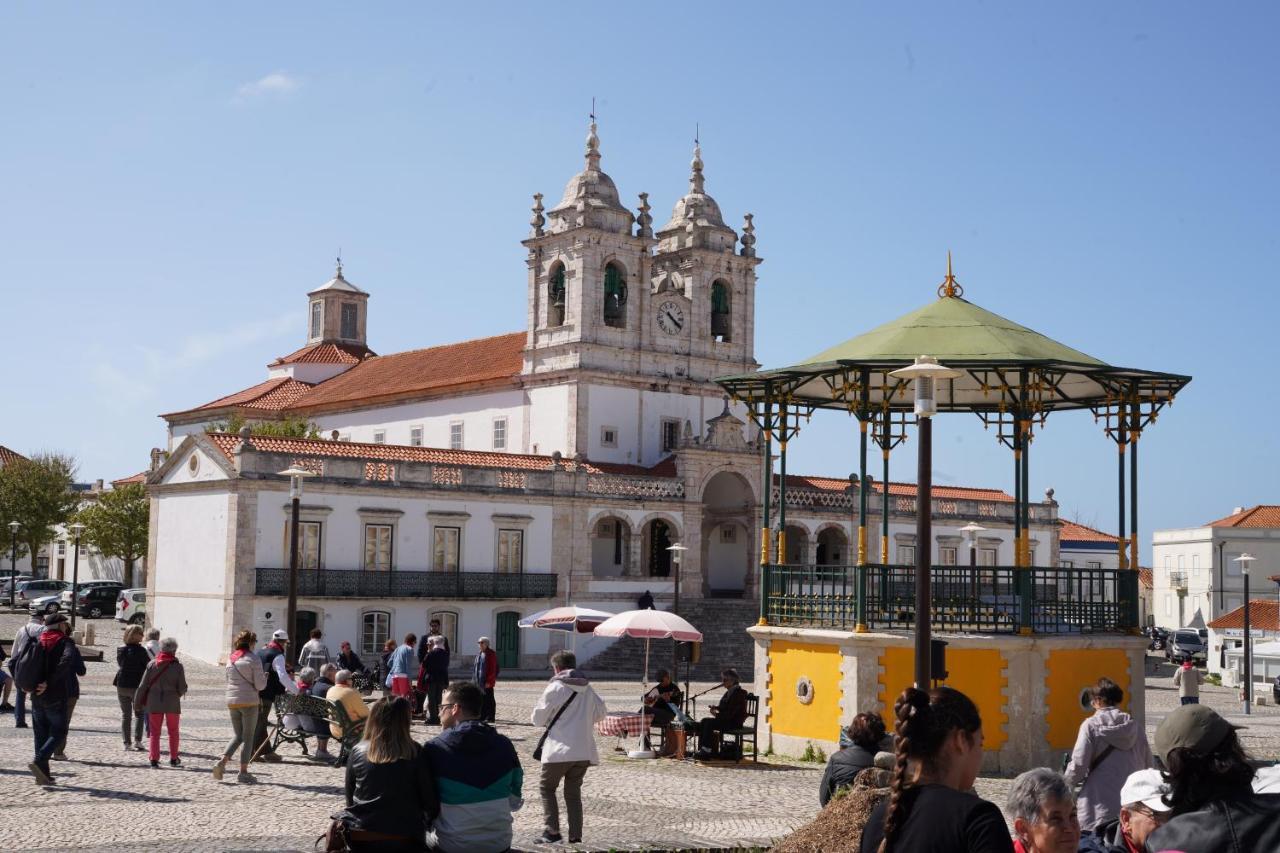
[2,613,1278,852]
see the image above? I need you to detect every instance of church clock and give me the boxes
[655,300,685,335]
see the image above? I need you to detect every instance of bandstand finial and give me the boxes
[938,250,964,298]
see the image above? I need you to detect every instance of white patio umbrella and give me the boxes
[518,606,616,650]
[592,609,703,688]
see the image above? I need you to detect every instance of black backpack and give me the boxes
[12,633,56,694]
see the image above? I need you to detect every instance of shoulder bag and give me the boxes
[532,691,578,761]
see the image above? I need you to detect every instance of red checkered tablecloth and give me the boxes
[594,712,653,738]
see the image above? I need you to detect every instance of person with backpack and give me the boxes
[10,612,44,729]
[16,613,79,785]
[134,636,189,768]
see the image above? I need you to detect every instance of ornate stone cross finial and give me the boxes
[636,192,653,239]
[530,193,545,238]
[740,213,756,257]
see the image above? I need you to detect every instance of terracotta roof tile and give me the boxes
[111,472,148,486]
[289,332,524,412]
[1206,505,1280,529]
[1059,520,1119,543]
[269,342,375,366]
[1208,600,1280,632]
[0,445,27,467]
[784,474,1015,503]
[166,377,316,417]
[204,433,674,477]
[1138,568,1153,589]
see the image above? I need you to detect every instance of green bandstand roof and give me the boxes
[717,262,1191,416]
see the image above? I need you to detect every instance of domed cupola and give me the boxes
[546,119,634,235]
[657,141,738,253]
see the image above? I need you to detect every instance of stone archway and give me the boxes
[590,515,632,578]
[701,470,755,594]
[644,519,674,577]
[816,526,849,565]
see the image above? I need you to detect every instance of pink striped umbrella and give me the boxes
[593,609,703,689]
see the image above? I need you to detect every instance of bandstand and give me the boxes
[716,258,1191,772]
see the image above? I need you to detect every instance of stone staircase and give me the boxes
[582,598,758,681]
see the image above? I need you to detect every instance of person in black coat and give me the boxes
[820,712,887,805]
[421,637,450,725]
[696,669,749,759]
[114,625,152,750]
[341,697,438,851]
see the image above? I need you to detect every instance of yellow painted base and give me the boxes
[877,646,1009,751]
[854,623,869,633]
[767,641,843,742]
[1044,648,1133,749]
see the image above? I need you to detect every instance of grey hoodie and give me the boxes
[530,668,607,764]
[1064,706,1154,830]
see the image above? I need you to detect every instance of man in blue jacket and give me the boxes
[420,681,522,853]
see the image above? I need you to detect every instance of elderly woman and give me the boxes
[820,712,887,806]
[134,637,189,768]
[1007,768,1081,853]
[114,625,151,751]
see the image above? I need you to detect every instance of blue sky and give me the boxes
[2,4,1277,552]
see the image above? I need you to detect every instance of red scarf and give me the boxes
[155,651,176,664]
[230,649,247,663]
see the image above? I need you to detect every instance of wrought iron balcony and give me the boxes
[762,563,1139,635]
[254,567,558,600]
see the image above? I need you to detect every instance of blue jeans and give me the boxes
[32,698,69,768]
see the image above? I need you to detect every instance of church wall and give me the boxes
[150,491,232,663]
[526,384,571,456]
[311,388,525,451]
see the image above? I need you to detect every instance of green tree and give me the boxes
[207,414,320,438]
[0,453,79,572]
[76,482,149,589]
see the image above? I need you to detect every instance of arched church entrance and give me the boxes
[645,519,673,577]
[815,526,848,565]
[784,524,809,564]
[702,471,755,595]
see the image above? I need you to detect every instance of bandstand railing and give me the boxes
[762,563,1138,634]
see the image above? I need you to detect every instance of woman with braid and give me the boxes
[859,686,1012,853]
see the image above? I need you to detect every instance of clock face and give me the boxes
[656,300,685,335]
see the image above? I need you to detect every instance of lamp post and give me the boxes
[279,466,316,667]
[68,522,85,630]
[1234,553,1254,715]
[666,542,688,681]
[959,522,985,625]
[889,355,962,688]
[8,521,19,609]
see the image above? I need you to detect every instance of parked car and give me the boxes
[28,593,63,615]
[115,588,146,625]
[1,574,33,594]
[74,584,124,618]
[16,579,70,606]
[59,580,124,608]
[1167,628,1208,664]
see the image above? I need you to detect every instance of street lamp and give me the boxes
[890,355,962,688]
[1233,553,1254,715]
[68,522,85,630]
[8,521,19,609]
[959,522,985,626]
[279,466,316,667]
[666,542,688,688]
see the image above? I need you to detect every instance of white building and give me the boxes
[1152,505,1280,630]
[146,121,1066,667]
[1207,600,1280,688]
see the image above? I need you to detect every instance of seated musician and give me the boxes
[639,669,684,728]
[696,668,749,759]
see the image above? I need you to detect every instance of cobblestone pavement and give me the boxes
[2,615,1276,852]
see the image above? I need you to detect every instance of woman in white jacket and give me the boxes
[530,649,607,845]
[214,629,269,783]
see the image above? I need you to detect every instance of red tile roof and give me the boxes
[204,433,672,477]
[1206,505,1280,529]
[111,472,148,486]
[269,342,375,366]
[0,445,27,467]
[289,332,525,413]
[1208,600,1280,632]
[164,377,315,418]
[1138,568,1153,589]
[784,474,1014,503]
[1059,520,1119,543]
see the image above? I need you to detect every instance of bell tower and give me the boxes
[521,119,654,377]
[306,258,370,349]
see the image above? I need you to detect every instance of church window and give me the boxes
[600,426,618,448]
[547,263,566,327]
[309,302,323,341]
[373,430,386,444]
[449,422,464,450]
[711,280,731,342]
[409,426,423,447]
[492,417,507,451]
[660,418,681,452]
[363,524,393,572]
[602,262,628,328]
[360,610,390,657]
[433,527,460,572]
[496,529,523,573]
[340,303,359,340]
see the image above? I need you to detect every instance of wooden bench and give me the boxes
[271,693,365,764]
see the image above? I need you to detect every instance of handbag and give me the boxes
[532,691,578,761]
[317,816,350,853]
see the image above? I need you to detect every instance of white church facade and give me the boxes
[146,121,1064,667]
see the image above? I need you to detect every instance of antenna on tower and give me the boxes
[590,97,596,123]
[336,248,343,277]
[695,122,700,146]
